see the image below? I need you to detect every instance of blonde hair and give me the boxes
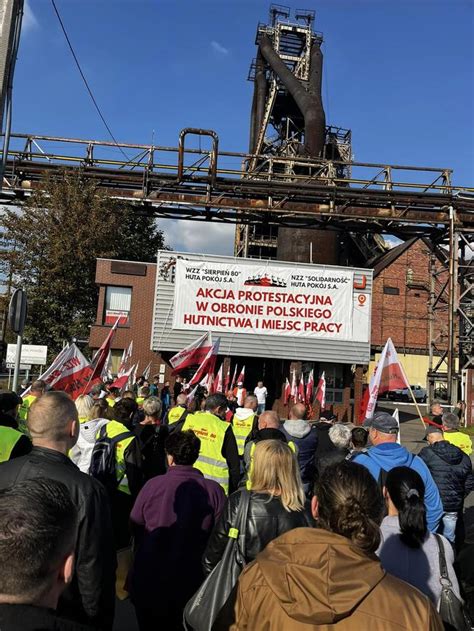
[75,394,94,419]
[249,440,305,512]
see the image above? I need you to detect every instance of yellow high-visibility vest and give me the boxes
[136,397,145,407]
[183,412,229,494]
[232,413,256,456]
[18,394,37,422]
[98,420,135,495]
[168,406,186,425]
[0,426,24,463]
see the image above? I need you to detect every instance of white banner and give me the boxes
[173,259,354,340]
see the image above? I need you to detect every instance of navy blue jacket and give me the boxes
[418,441,474,512]
[281,424,318,485]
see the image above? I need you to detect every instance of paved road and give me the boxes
[113,403,474,630]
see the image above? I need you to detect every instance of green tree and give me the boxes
[0,172,167,355]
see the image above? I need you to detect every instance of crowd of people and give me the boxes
[0,374,472,630]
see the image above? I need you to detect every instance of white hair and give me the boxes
[329,423,352,449]
[75,394,94,419]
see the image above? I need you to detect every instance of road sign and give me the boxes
[8,288,27,334]
[6,362,31,370]
[6,344,47,365]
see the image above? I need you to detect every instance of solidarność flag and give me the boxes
[364,337,410,420]
[170,332,212,375]
[39,344,92,400]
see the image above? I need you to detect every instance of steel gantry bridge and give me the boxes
[0,128,473,401]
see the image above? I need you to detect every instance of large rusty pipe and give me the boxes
[259,34,326,157]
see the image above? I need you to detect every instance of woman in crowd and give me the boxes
[130,430,225,631]
[203,439,311,573]
[69,398,109,473]
[133,396,168,481]
[230,461,442,630]
[378,466,460,606]
[74,393,94,424]
[316,423,352,473]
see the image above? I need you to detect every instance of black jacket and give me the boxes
[202,489,312,574]
[314,422,335,459]
[133,422,169,481]
[418,441,474,512]
[0,447,116,630]
[0,604,92,631]
[223,425,240,494]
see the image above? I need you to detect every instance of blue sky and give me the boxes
[15,0,474,254]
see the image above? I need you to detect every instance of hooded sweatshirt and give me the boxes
[281,421,318,486]
[231,527,442,630]
[353,443,443,533]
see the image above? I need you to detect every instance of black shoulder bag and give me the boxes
[184,490,251,631]
[435,533,472,631]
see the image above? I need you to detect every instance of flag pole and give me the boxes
[406,384,426,429]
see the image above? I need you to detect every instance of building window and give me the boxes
[383,286,400,295]
[104,286,131,326]
[319,363,344,405]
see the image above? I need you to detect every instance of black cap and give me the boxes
[363,411,399,434]
[425,425,443,437]
[0,391,22,412]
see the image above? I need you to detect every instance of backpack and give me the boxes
[89,424,133,493]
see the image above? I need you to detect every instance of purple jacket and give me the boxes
[129,465,225,605]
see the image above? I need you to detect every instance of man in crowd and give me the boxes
[18,379,46,430]
[243,410,291,478]
[182,393,239,494]
[233,381,247,407]
[442,411,473,455]
[149,375,159,397]
[313,410,337,462]
[232,394,258,458]
[134,397,168,481]
[0,391,115,629]
[165,393,189,432]
[0,392,32,462]
[105,386,121,407]
[253,380,268,415]
[281,403,318,494]
[426,400,444,428]
[419,425,474,544]
[346,426,369,461]
[173,375,183,402]
[356,411,443,532]
[136,386,150,408]
[129,430,225,630]
[0,478,90,631]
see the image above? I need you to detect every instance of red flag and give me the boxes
[283,378,291,405]
[315,371,326,409]
[214,364,224,393]
[224,364,231,392]
[110,363,135,391]
[291,370,298,403]
[87,317,120,387]
[298,376,306,404]
[189,338,220,386]
[365,338,409,420]
[118,340,133,376]
[230,364,238,389]
[170,332,212,374]
[39,344,92,400]
[236,365,245,385]
[306,369,314,403]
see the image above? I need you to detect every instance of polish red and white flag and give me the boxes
[110,363,135,391]
[189,338,220,387]
[315,371,326,410]
[87,317,120,387]
[214,364,224,393]
[364,337,410,420]
[236,365,245,385]
[283,378,291,405]
[224,364,231,393]
[306,369,314,403]
[170,332,212,374]
[230,364,238,389]
[118,340,133,377]
[291,370,298,403]
[298,376,306,404]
